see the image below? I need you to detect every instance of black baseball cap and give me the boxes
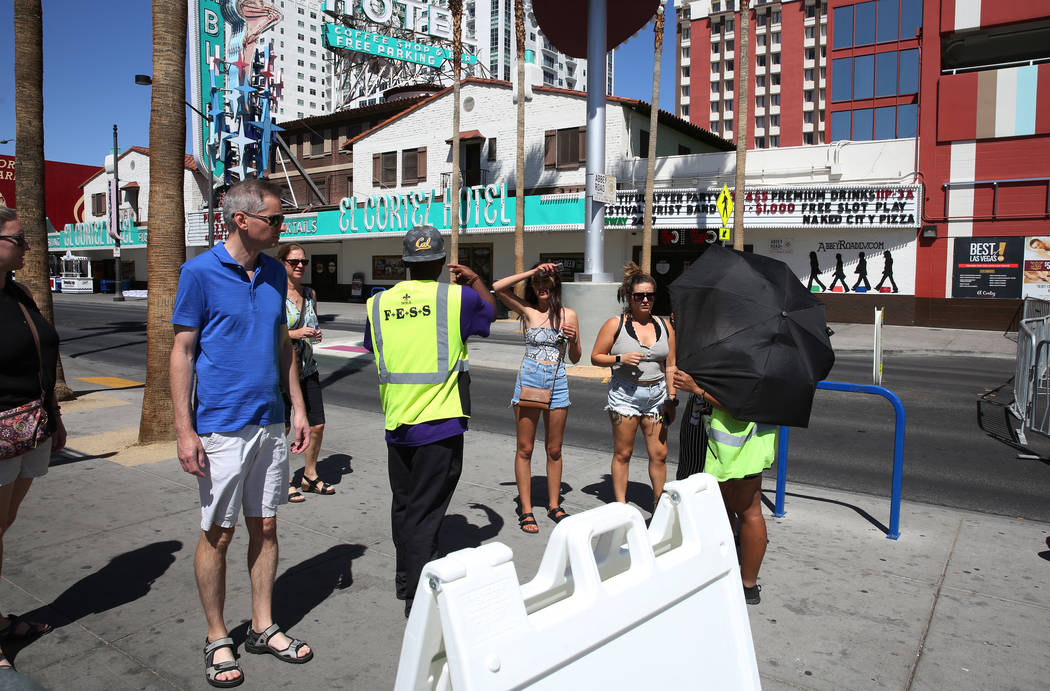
[402,225,446,263]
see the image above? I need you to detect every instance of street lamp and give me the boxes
[134,74,217,247]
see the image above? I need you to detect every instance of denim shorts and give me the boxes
[512,357,570,409]
[605,375,667,419]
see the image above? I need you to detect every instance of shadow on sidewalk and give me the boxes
[438,503,504,556]
[289,453,354,489]
[762,488,890,535]
[5,541,182,664]
[231,543,365,640]
[580,474,655,513]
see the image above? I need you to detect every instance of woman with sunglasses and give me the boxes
[591,263,676,510]
[276,243,332,502]
[493,262,581,533]
[0,207,65,666]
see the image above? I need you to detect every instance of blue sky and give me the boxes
[0,1,678,167]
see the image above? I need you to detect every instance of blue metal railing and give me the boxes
[773,381,906,540]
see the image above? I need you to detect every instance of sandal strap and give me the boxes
[519,515,538,525]
[207,660,240,674]
[204,637,235,655]
[253,623,281,646]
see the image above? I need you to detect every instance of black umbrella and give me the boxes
[669,244,835,428]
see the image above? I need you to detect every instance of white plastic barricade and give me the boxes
[394,473,761,690]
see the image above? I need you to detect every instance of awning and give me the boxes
[121,182,140,189]
[445,130,486,144]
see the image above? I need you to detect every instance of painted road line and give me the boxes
[77,376,144,388]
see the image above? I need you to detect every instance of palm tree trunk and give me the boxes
[138,0,188,443]
[13,0,73,400]
[732,1,749,251]
[449,0,463,266]
[641,5,666,275]
[513,0,526,296]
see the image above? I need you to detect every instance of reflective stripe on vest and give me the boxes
[371,281,469,385]
[706,421,778,448]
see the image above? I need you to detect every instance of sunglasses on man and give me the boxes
[284,258,309,267]
[242,212,285,228]
[0,234,27,248]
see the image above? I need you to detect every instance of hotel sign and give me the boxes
[605,185,922,230]
[323,24,476,66]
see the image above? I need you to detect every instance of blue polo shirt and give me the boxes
[171,243,287,434]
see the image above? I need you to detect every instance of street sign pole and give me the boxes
[112,124,124,301]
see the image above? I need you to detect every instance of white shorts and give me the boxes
[197,423,289,531]
[0,443,51,486]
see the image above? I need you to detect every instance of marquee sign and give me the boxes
[605,185,922,230]
[51,218,145,251]
[323,24,477,66]
[321,0,477,66]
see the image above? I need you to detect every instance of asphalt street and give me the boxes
[52,301,1044,522]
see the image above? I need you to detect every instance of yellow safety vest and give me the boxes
[703,408,778,482]
[367,280,469,430]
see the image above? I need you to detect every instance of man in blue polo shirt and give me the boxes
[170,178,313,687]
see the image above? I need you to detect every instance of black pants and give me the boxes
[387,434,464,602]
[677,393,709,480]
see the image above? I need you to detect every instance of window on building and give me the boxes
[756,95,765,107]
[875,51,897,97]
[757,55,767,67]
[877,0,899,43]
[711,81,720,93]
[298,20,304,27]
[712,62,721,74]
[682,66,690,77]
[901,0,922,39]
[756,116,766,128]
[724,98,733,112]
[91,192,105,217]
[772,32,781,44]
[805,90,815,103]
[772,73,780,85]
[297,59,304,66]
[726,40,734,51]
[757,35,766,47]
[725,79,734,91]
[898,48,919,93]
[678,145,691,155]
[682,104,690,116]
[897,103,918,136]
[757,14,767,27]
[854,54,875,98]
[772,53,781,65]
[757,75,766,87]
[854,2,876,46]
[401,147,427,185]
[372,151,397,187]
[712,41,721,54]
[805,111,814,124]
[712,102,720,114]
[487,138,497,161]
[832,57,851,101]
[771,94,780,105]
[723,119,733,132]
[770,135,780,146]
[875,105,896,139]
[853,108,874,140]
[805,48,815,60]
[725,59,734,71]
[833,5,853,49]
[804,132,815,144]
[297,85,304,93]
[681,85,689,98]
[771,115,780,126]
[544,127,586,169]
[682,47,690,59]
[772,11,780,23]
[756,137,767,148]
[831,110,851,141]
[805,27,816,39]
[309,132,324,156]
[805,68,815,81]
[639,130,651,158]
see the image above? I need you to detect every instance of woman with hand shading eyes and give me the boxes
[493,262,582,534]
[591,263,676,510]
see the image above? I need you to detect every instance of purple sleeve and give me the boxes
[459,286,495,340]
[363,317,374,352]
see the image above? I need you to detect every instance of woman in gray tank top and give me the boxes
[590,263,678,509]
[494,262,582,534]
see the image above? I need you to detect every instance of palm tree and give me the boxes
[513,0,526,295]
[732,0,749,251]
[449,0,463,265]
[138,0,188,443]
[13,0,73,400]
[640,4,666,274]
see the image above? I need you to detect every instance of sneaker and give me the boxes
[743,584,762,605]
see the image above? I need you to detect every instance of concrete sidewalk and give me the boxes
[2,356,1046,690]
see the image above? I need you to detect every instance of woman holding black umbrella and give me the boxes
[591,263,677,510]
[672,370,774,605]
